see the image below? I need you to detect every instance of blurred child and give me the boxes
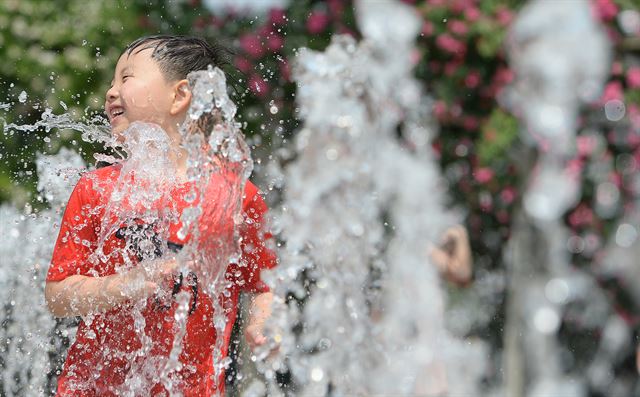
[45,35,276,396]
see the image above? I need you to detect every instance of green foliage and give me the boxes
[477,108,519,165]
[0,0,146,205]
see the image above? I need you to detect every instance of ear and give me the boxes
[169,79,191,116]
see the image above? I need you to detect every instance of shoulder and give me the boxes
[72,163,121,200]
[81,163,121,186]
[87,163,122,181]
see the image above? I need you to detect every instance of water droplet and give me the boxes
[604,99,625,121]
[615,223,637,248]
[545,279,570,304]
[533,306,560,334]
[311,367,324,382]
[618,10,640,36]
[566,235,585,253]
[18,91,27,103]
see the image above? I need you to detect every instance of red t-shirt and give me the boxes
[47,164,276,396]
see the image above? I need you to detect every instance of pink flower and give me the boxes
[576,136,596,157]
[494,67,515,85]
[497,210,510,224]
[429,61,441,73]
[465,70,481,89]
[449,20,468,36]
[626,67,640,89]
[462,116,479,131]
[338,26,357,37]
[500,187,516,205]
[433,100,448,120]
[327,0,344,16]
[306,11,330,34]
[568,204,593,228]
[495,7,514,26]
[193,16,206,30]
[410,49,422,66]
[436,34,466,55]
[474,167,494,184]
[279,59,291,82]
[611,61,623,76]
[267,34,284,51]
[609,171,623,187]
[239,34,264,59]
[444,60,462,76]
[248,74,268,98]
[422,21,434,36]
[566,158,584,177]
[234,57,252,74]
[464,7,481,22]
[479,192,493,211]
[269,8,287,26]
[628,104,640,131]
[600,81,624,103]
[592,0,618,22]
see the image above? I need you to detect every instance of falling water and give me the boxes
[251,1,485,395]
[503,1,613,396]
[0,148,85,396]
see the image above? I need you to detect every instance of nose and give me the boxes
[105,84,118,103]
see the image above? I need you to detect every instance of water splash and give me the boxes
[505,0,611,221]
[0,149,85,396]
[503,1,612,396]
[254,1,484,395]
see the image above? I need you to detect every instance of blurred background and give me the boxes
[0,0,638,396]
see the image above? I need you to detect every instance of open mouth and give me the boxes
[110,107,125,122]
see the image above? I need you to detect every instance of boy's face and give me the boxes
[105,48,176,140]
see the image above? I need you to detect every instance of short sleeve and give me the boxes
[231,182,277,293]
[46,175,99,282]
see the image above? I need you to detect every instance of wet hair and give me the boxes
[123,35,235,82]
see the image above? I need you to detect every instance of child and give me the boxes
[44,35,276,396]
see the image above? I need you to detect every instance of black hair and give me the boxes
[124,35,236,82]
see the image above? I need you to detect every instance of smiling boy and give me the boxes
[44,36,276,396]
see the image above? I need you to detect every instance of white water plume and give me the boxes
[0,148,85,396]
[503,1,613,396]
[253,1,485,395]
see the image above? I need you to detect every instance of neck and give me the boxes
[167,144,188,182]
[163,124,188,182]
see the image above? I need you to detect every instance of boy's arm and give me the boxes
[45,258,178,318]
[237,184,278,349]
[244,291,273,349]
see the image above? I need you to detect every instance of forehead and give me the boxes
[115,48,157,72]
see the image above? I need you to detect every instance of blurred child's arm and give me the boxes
[244,291,273,349]
[429,225,473,286]
[45,258,178,318]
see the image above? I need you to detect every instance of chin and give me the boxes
[111,126,127,143]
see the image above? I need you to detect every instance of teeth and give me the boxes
[111,108,124,118]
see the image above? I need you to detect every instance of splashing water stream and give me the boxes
[250,1,485,395]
